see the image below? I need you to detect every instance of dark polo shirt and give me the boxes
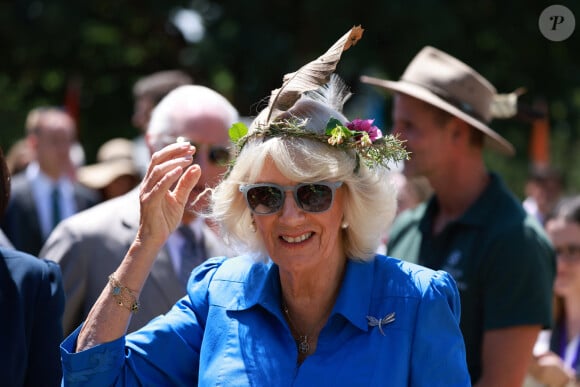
[387,172,555,383]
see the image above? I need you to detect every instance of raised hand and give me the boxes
[137,141,200,246]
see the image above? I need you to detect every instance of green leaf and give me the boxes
[325,117,344,134]
[229,122,248,142]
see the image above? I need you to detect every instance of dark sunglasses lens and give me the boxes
[247,186,283,214]
[209,147,230,165]
[296,184,334,212]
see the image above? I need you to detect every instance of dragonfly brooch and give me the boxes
[366,312,396,336]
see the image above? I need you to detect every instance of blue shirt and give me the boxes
[61,254,470,386]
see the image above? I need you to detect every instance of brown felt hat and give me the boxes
[77,138,138,189]
[361,46,515,156]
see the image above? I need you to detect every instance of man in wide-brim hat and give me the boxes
[361,46,555,386]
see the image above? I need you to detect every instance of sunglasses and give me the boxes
[176,136,230,165]
[239,181,343,215]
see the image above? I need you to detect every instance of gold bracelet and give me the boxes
[108,274,140,313]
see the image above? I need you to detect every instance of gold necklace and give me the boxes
[282,304,312,354]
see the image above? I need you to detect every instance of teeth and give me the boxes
[282,232,312,243]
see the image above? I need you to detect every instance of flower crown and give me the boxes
[228,116,409,173]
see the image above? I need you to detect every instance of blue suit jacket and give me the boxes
[0,247,65,386]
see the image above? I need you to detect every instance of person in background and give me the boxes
[77,138,140,201]
[6,136,86,179]
[526,196,580,387]
[377,172,432,254]
[60,27,470,386]
[0,145,65,386]
[131,70,193,178]
[41,85,237,336]
[1,107,100,255]
[0,146,16,250]
[362,46,555,386]
[0,151,14,247]
[523,165,565,227]
[5,138,34,176]
[392,172,432,216]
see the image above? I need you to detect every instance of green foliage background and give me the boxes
[1,0,578,197]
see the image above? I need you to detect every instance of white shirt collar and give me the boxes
[25,161,77,238]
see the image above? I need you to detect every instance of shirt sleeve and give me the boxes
[60,257,226,387]
[410,270,471,386]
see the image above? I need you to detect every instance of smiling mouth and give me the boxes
[281,232,313,243]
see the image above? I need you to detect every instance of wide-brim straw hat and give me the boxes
[360,46,515,156]
[77,138,139,189]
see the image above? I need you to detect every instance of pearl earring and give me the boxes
[341,221,349,229]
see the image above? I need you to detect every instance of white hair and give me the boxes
[211,94,398,261]
[147,85,239,152]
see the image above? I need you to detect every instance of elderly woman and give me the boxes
[61,28,469,386]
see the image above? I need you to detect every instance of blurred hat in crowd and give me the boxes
[360,46,516,156]
[77,138,138,189]
[133,70,193,102]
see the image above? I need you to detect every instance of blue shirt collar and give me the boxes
[222,256,375,333]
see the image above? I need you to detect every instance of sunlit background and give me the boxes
[0,0,578,196]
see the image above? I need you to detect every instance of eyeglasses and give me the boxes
[239,181,343,215]
[175,136,230,166]
[555,244,580,263]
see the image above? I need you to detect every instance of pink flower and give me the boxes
[347,118,383,142]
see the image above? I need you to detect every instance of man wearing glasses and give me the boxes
[41,85,238,335]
